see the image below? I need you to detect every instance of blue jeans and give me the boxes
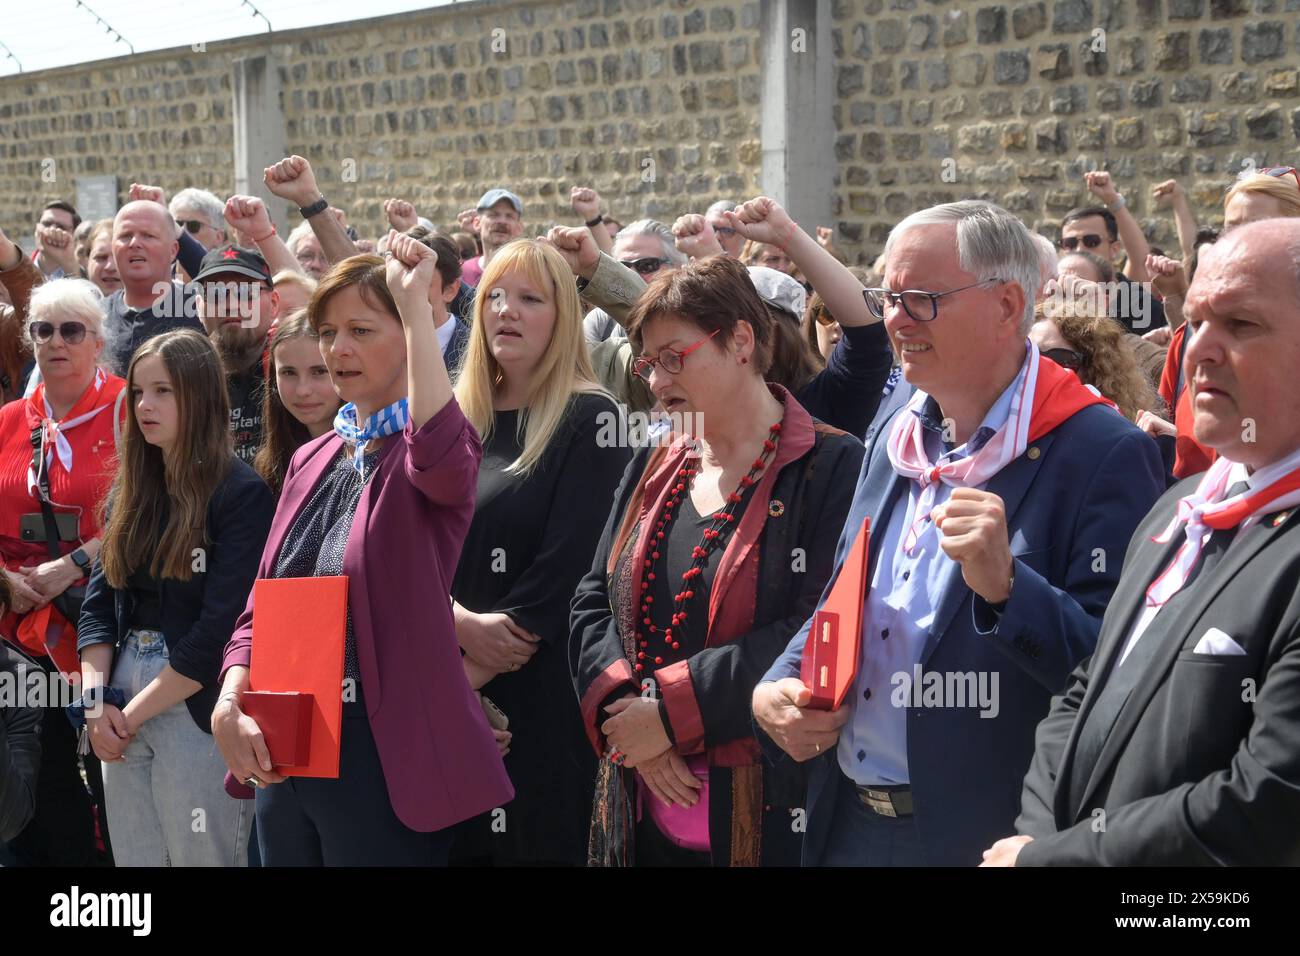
[102,629,251,866]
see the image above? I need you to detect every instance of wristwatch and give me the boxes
[299,197,329,219]
[585,215,605,228]
[1106,194,1127,211]
[69,547,91,573]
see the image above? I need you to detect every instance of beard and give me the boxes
[210,322,265,373]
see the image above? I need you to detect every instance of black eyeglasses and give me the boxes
[862,277,1005,322]
[632,329,719,383]
[619,257,667,276]
[175,218,207,235]
[1059,234,1105,251]
[1041,347,1085,371]
[29,321,89,345]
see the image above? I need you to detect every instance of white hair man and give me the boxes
[755,199,1165,866]
[584,219,688,342]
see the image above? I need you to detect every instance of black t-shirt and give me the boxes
[1111,276,1167,334]
[227,367,265,465]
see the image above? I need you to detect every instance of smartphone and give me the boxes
[19,512,80,543]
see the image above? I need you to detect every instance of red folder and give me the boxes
[241,690,314,768]
[800,516,870,710]
[248,576,348,778]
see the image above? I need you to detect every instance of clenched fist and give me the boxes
[930,488,1014,604]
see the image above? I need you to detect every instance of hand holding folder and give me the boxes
[800,516,870,710]
[245,576,348,778]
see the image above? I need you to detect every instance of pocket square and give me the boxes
[1193,627,1247,656]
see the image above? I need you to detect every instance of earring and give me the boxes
[740,357,749,365]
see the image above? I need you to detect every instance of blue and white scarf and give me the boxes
[332,398,410,475]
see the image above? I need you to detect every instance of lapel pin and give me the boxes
[1026,446,1041,460]
[1272,510,1292,527]
[768,499,785,518]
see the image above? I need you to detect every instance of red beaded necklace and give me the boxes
[634,421,783,673]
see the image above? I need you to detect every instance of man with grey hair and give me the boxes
[705,200,745,257]
[583,219,687,342]
[755,199,1164,866]
[168,187,228,254]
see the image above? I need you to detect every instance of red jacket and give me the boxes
[1157,323,1216,479]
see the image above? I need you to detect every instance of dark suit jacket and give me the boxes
[1016,472,1300,865]
[764,401,1165,865]
[77,458,275,733]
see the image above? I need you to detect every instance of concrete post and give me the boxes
[232,53,287,234]
[759,0,834,238]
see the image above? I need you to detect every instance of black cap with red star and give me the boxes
[193,244,274,286]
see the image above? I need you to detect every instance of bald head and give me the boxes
[113,200,181,302]
[1183,216,1300,468]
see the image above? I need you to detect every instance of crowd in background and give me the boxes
[1,151,1299,867]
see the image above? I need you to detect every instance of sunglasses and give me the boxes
[1041,347,1084,371]
[1261,166,1300,189]
[175,218,207,235]
[29,321,89,345]
[863,277,1005,323]
[1059,234,1106,251]
[619,257,668,277]
[811,307,838,328]
[632,329,719,383]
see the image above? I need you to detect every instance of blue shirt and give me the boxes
[839,352,1031,785]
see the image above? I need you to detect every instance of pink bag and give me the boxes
[641,753,711,853]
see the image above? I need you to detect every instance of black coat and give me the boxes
[1017,473,1300,865]
[76,458,275,733]
[0,645,41,841]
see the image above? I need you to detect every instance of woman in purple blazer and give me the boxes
[212,234,512,865]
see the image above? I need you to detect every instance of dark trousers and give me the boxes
[4,658,97,866]
[635,813,710,867]
[818,771,924,867]
[255,703,451,866]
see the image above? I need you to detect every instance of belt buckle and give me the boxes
[861,788,898,818]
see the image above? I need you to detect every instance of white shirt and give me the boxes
[1117,447,1300,664]
[436,314,459,356]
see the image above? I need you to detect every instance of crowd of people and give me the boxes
[1,150,1299,867]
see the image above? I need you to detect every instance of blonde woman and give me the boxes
[450,238,632,865]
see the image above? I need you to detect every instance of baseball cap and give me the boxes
[193,245,274,286]
[747,266,806,322]
[477,188,524,216]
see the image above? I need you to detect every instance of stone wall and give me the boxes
[0,0,764,242]
[832,0,1300,262]
[4,0,1300,266]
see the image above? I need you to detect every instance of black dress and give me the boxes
[450,392,631,865]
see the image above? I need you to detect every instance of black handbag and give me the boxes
[28,424,86,625]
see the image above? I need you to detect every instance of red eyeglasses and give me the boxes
[632,329,720,382]
[1261,166,1300,189]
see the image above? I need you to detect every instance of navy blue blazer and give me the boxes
[763,399,1165,865]
[77,458,275,733]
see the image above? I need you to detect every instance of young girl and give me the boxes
[77,328,275,866]
[253,314,341,496]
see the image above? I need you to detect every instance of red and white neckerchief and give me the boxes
[886,341,1113,554]
[1145,448,1300,608]
[27,368,113,497]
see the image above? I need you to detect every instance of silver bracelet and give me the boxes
[1107,194,1127,211]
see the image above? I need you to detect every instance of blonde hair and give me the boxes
[270,269,318,297]
[453,239,605,476]
[1225,174,1300,218]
